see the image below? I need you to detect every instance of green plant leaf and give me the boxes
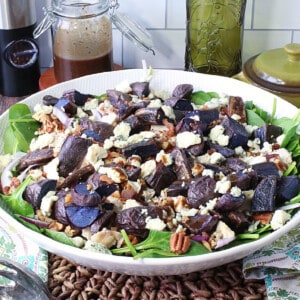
[5,103,40,154]
[16,216,41,233]
[245,109,266,126]
[113,230,210,258]
[4,126,20,154]
[245,100,269,123]
[191,91,219,105]
[0,176,34,217]
[41,228,76,247]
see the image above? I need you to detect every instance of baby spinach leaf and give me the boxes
[0,176,34,217]
[93,93,107,101]
[112,230,171,256]
[113,230,209,258]
[4,126,19,154]
[40,228,76,247]
[272,118,299,148]
[245,100,269,123]
[191,91,220,105]
[16,216,41,233]
[245,109,266,126]
[4,103,40,154]
[134,230,172,252]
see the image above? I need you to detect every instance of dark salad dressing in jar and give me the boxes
[34,0,154,83]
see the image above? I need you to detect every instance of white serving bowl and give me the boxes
[0,69,299,276]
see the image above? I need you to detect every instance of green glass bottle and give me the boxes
[185,0,247,77]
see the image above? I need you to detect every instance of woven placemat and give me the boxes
[48,254,267,300]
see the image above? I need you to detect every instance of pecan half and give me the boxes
[170,232,191,255]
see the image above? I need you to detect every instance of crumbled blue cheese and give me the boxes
[43,157,60,180]
[145,217,166,231]
[85,144,107,170]
[142,188,156,202]
[196,153,211,164]
[209,220,235,248]
[83,240,112,254]
[247,138,261,152]
[33,103,53,115]
[179,207,199,217]
[210,152,225,164]
[30,132,67,152]
[83,98,99,111]
[202,169,214,178]
[127,155,142,168]
[173,212,182,223]
[141,159,156,178]
[172,195,188,212]
[156,150,172,166]
[111,156,127,166]
[115,80,132,93]
[99,100,113,113]
[209,125,229,146]
[40,191,58,217]
[215,176,231,194]
[199,198,218,214]
[161,105,176,120]
[198,95,228,109]
[113,121,131,140]
[176,131,201,149]
[243,155,267,165]
[127,131,156,145]
[235,146,246,156]
[28,169,44,181]
[244,124,258,135]
[77,107,88,118]
[230,186,242,197]
[30,133,54,151]
[175,224,184,233]
[261,142,273,154]
[270,210,291,230]
[103,137,114,150]
[197,152,225,165]
[272,148,293,165]
[71,236,86,248]
[108,131,157,150]
[147,99,162,108]
[248,220,260,232]
[122,199,142,210]
[231,114,241,121]
[101,112,118,125]
[127,180,142,193]
[99,166,128,183]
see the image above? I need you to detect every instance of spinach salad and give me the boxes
[1,74,300,259]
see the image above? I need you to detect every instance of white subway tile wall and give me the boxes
[35,0,300,72]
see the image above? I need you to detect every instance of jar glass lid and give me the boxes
[243,43,300,93]
[110,12,154,54]
[33,0,154,54]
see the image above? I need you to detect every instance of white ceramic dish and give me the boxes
[0,69,299,276]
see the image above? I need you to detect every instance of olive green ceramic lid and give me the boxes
[243,43,300,93]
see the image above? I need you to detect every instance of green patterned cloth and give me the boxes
[243,228,300,300]
[0,215,48,283]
